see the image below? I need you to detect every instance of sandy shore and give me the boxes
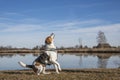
[0,68,120,80]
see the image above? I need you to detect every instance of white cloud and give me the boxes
[2,12,25,17]
[56,23,120,47]
[0,24,42,32]
[71,23,120,33]
[0,17,104,32]
[0,18,120,48]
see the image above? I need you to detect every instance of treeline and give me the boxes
[0,45,88,50]
[0,46,30,50]
[32,44,89,50]
[0,45,120,51]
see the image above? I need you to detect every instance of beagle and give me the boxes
[18,33,61,75]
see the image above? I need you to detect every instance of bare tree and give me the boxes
[79,38,83,48]
[97,31,107,44]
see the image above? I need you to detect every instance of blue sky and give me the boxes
[0,0,120,48]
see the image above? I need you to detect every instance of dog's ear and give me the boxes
[45,36,52,44]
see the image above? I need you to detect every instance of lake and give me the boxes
[0,53,120,70]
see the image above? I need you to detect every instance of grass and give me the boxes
[0,69,120,80]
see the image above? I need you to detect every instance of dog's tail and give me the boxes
[18,61,33,68]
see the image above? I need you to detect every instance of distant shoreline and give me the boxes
[0,48,120,53]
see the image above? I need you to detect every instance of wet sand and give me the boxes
[0,68,120,80]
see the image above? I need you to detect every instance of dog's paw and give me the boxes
[56,72,60,74]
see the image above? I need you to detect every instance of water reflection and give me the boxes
[97,56,109,68]
[0,53,15,58]
[0,53,39,58]
[0,53,120,70]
